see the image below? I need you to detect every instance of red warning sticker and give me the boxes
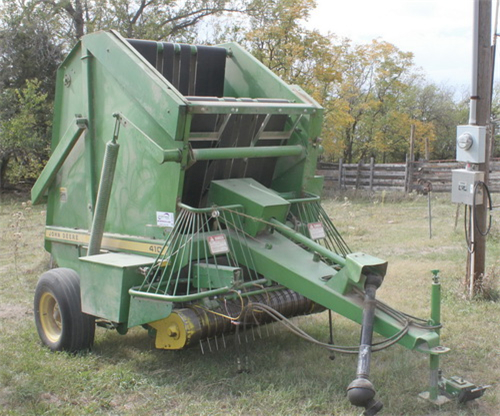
[207,234,230,255]
[308,222,326,240]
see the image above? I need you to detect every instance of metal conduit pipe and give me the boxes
[469,0,480,125]
[347,274,384,416]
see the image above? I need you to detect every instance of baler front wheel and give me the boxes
[34,268,95,352]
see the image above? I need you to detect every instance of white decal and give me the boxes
[207,234,230,255]
[156,211,175,227]
[308,222,326,240]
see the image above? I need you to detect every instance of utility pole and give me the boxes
[468,0,493,294]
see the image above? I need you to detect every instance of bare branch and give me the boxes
[160,7,244,28]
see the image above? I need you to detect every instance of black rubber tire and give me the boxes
[34,268,95,352]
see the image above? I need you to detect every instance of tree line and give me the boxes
[0,0,490,189]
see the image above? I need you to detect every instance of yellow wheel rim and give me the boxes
[39,292,62,343]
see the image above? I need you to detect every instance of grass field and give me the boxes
[0,192,499,415]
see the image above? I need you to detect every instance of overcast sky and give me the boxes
[306,0,487,91]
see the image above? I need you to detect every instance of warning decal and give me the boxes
[207,234,230,255]
[308,222,326,240]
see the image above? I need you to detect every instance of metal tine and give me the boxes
[162,210,191,294]
[172,209,196,296]
[258,323,263,339]
[195,211,204,293]
[201,212,212,284]
[222,332,227,348]
[184,210,199,296]
[265,322,270,337]
[236,357,243,373]
[199,339,205,355]
[251,325,256,341]
[144,208,187,292]
[214,336,219,351]
[207,337,213,353]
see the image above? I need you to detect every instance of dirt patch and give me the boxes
[0,304,31,320]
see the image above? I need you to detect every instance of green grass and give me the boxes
[1,192,499,415]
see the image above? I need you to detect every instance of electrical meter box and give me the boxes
[456,125,486,163]
[451,169,484,205]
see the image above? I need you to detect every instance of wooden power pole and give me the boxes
[468,0,493,294]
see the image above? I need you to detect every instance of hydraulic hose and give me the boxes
[347,274,384,416]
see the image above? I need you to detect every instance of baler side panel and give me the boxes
[45,42,88,233]
[44,31,193,267]
[221,42,306,102]
[82,31,187,141]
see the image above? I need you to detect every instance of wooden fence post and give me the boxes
[355,159,363,189]
[369,157,374,191]
[338,158,343,190]
[404,154,409,193]
[406,125,416,193]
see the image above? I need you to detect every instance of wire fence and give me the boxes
[319,159,500,194]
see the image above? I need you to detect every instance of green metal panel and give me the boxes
[44,41,88,233]
[221,42,309,102]
[327,253,388,294]
[45,226,168,259]
[304,175,325,197]
[193,263,241,289]
[31,119,87,204]
[79,253,154,322]
[209,178,291,236]
[82,31,187,141]
[81,48,97,227]
[128,296,172,328]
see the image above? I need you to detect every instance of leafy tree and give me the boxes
[240,0,464,164]
[0,4,63,189]
[0,79,52,189]
[0,2,63,97]
[319,40,443,163]
[33,0,248,42]
[244,0,342,94]
[408,83,468,160]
